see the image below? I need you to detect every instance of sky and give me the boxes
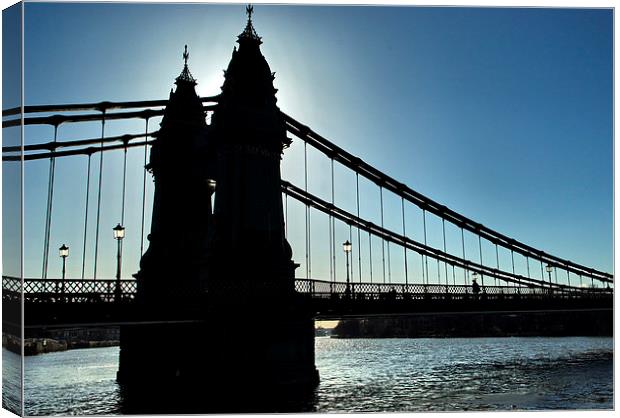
[3,3,613,287]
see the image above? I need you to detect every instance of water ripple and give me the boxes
[2,336,612,414]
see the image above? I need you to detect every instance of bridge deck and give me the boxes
[2,277,612,328]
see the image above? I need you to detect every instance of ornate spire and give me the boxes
[238,4,262,44]
[176,45,197,85]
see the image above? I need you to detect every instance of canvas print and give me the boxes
[1,2,613,415]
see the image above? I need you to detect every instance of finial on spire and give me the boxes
[183,45,189,66]
[176,44,196,85]
[238,4,261,43]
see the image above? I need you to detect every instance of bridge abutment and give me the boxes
[117,307,318,412]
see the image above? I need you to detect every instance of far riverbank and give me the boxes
[3,327,120,356]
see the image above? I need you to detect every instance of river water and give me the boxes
[3,336,613,414]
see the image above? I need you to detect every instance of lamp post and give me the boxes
[113,224,125,302]
[207,179,216,215]
[59,244,69,299]
[546,264,553,294]
[343,240,352,298]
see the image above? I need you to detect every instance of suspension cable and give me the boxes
[356,173,362,282]
[283,113,612,283]
[81,153,92,280]
[118,140,129,279]
[12,102,611,284]
[308,208,312,280]
[461,227,466,284]
[387,236,392,284]
[93,110,106,279]
[526,256,531,279]
[401,197,408,286]
[420,253,425,286]
[452,261,456,286]
[282,180,575,290]
[4,130,158,155]
[41,124,59,280]
[423,209,429,284]
[348,223,353,283]
[442,218,448,286]
[511,249,517,289]
[4,138,152,162]
[495,243,500,286]
[304,141,309,280]
[328,159,333,281]
[331,158,336,282]
[327,192,332,280]
[478,235,484,286]
[14,101,612,287]
[368,230,373,283]
[380,186,386,283]
[2,95,219,117]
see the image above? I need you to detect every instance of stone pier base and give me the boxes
[117,311,319,413]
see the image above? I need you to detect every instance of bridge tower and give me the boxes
[117,8,318,409]
[207,4,296,303]
[134,45,213,304]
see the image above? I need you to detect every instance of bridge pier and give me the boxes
[118,11,321,411]
[117,308,318,412]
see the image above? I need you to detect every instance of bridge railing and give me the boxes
[293,278,612,301]
[3,276,611,305]
[3,276,137,303]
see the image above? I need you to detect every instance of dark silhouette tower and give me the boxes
[117,9,318,410]
[117,46,215,390]
[207,5,296,300]
[201,5,319,393]
[136,45,213,304]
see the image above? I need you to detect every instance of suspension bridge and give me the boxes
[2,7,612,394]
[2,92,613,327]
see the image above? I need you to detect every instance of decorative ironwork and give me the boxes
[176,45,196,85]
[3,276,610,306]
[293,278,611,302]
[238,4,261,42]
[3,276,137,303]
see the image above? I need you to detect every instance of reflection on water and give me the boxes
[314,337,613,411]
[22,347,121,415]
[11,336,613,415]
[2,348,21,415]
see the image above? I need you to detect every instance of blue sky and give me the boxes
[6,3,612,285]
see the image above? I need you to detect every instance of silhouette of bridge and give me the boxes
[3,87,613,327]
[2,95,613,328]
[2,7,612,398]
[3,275,611,329]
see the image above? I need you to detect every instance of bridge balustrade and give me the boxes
[3,276,611,306]
[292,278,610,302]
[2,276,137,303]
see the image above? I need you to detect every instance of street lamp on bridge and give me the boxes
[546,264,553,292]
[207,179,216,214]
[207,179,216,191]
[113,223,125,302]
[343,240,352,298]
[59,244,69,299]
